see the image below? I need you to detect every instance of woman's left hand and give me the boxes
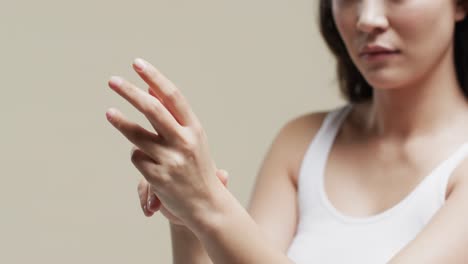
[106,58,225,229]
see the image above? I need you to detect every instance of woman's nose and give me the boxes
[356,1,389,34]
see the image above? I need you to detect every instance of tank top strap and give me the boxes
[297,104,353,194]
[435,142,468,203]
[304,103,353,160]
[319,104,354,149]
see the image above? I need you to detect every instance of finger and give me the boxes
[106,108,168,163]
[130,147,168,187]
[108,76,183,141]
[147,187,161,213]
[137,178,154,217]
[148,86,163,102]
[132,58,199,127]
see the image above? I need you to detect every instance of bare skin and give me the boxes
[136,169,229,224]
[107,0,468,261]
[324,0,468,219]
[288,105,468,221]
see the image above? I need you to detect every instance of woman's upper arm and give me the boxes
[246,112,327,253]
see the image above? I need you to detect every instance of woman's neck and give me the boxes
[355,46,468,142]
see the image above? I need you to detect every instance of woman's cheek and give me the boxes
[333,12,357,54]
[395,9,454,75]
[392,1,454,55]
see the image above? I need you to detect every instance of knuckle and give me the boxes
[166,87,181,102]
[165,153,186,169]
[142,98,159,113]
[192,124,205,138]
[178,129,199,152]
[136,161,166,185]
[180,137,197,155]
[182,137,197,153]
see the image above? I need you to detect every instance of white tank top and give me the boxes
[286,104,468,264]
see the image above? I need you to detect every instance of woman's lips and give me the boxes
[360,50,401,62]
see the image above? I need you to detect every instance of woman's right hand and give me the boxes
[136,168,229,225]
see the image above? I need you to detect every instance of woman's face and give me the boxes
[332,0,466,90]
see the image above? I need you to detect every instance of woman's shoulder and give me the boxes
[282,111,329,140]
[279,104,351,141]
[274,107,338,185]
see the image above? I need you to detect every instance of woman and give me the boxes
[106,0,468,263]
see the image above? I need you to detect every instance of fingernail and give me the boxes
[106,108,116,122]
[109,76,123,87]
[105,111,112,121]
[147,195,155,210]
[134,58,147,72]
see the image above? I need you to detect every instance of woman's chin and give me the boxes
[363,70,409,90]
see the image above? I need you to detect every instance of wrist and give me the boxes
[169,223,200,239]
[187,187,239,239]
[170,222,190,232]
[170,222,200,243]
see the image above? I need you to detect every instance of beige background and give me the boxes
[1,0,345,263]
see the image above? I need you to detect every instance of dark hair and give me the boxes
[319,0,468,103]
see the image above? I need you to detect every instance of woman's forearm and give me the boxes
[170,223,213,264]
[190,189,294,264]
